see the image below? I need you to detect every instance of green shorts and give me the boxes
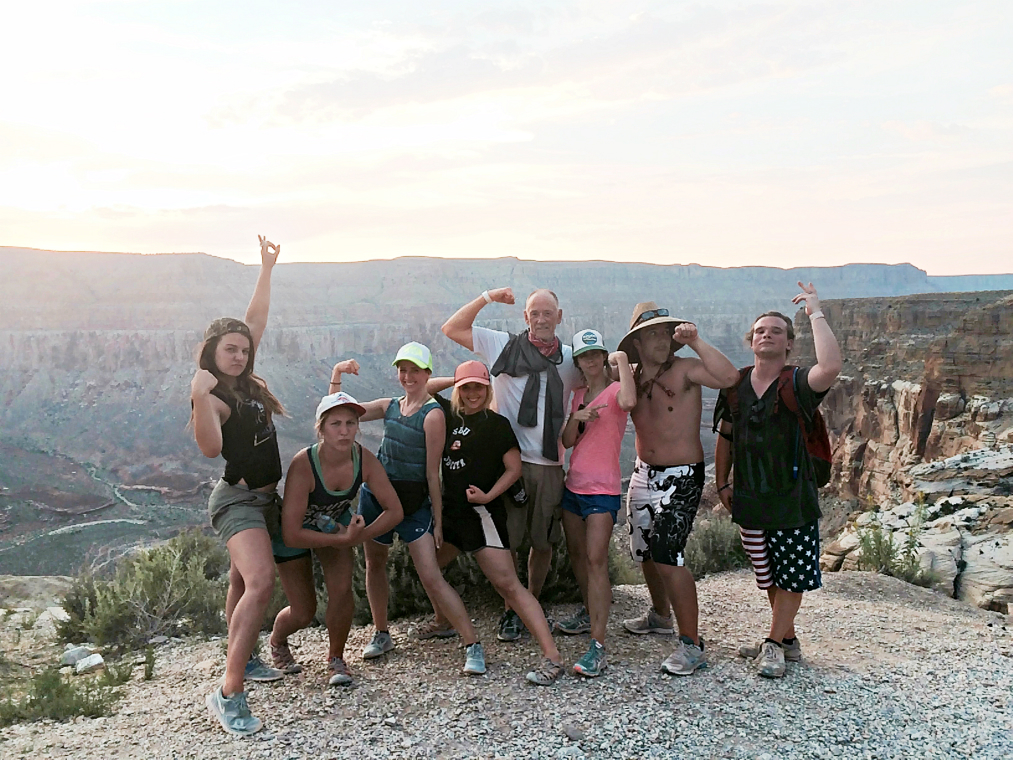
[207,479,281,544]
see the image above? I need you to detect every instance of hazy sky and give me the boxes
[2,1,1010,273]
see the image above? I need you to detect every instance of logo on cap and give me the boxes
[581,332,598,345]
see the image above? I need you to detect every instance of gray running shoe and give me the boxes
[362,630,395,659]
[525,657,564,686]
[417,618,458,640]
[463,643,486,675]
[739,638,802,662]
[206,687,262,736]
[244,654,284,682]
[573,639,607,678]
[497,610,524,642]
[328,656,353,686]
[623,607,675,635]
[554,606,591,636]
[757,641,786,678]
[270,640,303,674]
[660,636,707,676]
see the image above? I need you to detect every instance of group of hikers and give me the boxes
[190,237,842,736]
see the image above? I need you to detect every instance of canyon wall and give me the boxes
[793,291,1013,504]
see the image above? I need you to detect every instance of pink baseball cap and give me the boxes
[454,360,491,388]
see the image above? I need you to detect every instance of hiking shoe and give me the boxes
[497,610,524,642]
[244,654,284,682]
[757,641,786,678]
[362,630,395,659]
[328,656,353,686]
[417,618,458,640]
[623,607,675,635]
[660,636,707,676]
[739,638,802,662]
[206,687,262,736]
[525,658,564,686]
[554,606,591,636]
[464,643,486,675]
[573,639,607,678]
[270,640,303,674]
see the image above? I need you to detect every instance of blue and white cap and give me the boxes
[571,329,607,357]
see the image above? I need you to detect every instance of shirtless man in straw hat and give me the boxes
[617,303,739,675]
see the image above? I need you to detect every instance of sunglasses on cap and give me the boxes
[633,308,670,327]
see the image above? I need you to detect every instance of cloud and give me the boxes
[882,120,971,142]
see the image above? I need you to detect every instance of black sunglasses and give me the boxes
[633,308,669,327]
[577,403,586,435]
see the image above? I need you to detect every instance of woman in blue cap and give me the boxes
[329,343,485,676]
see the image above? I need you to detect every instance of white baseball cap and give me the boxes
[315,392,366,421]
[571,329,607,357]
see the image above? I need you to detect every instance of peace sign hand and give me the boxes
[792,281,821,316]
[257,235,280,268]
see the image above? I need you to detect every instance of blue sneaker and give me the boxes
[554,606,591,635]
[206,687,262,736]
[362,630,395,659]
[573,638,607,678]
[464,642,486,675]
[244,654,284,682]
[661,636,707,676]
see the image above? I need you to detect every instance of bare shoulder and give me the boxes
[666,356,701,390]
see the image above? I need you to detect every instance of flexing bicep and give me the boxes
[358,398,392,422]
[280,454,312,542]
[363,453,403,515]
[685,357,737,390]
[502,447,522,482]
[192,395,228,458]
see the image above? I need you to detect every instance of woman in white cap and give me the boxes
[329,344,485,675]
[190,236,287,736]
[267,389,403,687]
[427,360,566,685]
[554,329,636,678]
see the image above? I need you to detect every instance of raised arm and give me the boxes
[244,236,280,351]
[423,406,447,548]
[190,370,227,458]
[327,359,390,421]
[678,324,740,389]
[792,282,842,394]
[609,350,637,411]
[426,376,455,395]
[441,287,515,351]
[360,450,404,540]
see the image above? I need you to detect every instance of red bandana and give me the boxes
[527,331,560,358]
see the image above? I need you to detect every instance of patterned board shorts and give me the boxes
[739,520,822,592]
[626,460,704,567]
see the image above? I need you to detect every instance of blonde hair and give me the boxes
[450,383,495,417]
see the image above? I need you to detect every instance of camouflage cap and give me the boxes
[203,317,253,342]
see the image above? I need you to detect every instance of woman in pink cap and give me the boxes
[554,329,636,678]
[267,389,403,687]
[427,360,565,686]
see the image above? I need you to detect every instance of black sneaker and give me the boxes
[497,610,524,642]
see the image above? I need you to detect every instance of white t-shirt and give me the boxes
[472,326,579,466]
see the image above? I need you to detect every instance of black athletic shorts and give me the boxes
[442,500,511,554]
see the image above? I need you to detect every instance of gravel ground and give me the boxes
[2,570,1012,759]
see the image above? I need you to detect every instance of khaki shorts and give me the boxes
[207,479,281,544]
[506,463,564,551]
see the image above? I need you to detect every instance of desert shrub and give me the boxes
[57,529,229,651]
[0,667,126,727]
[857,503,939,588]
[684,517,750,579]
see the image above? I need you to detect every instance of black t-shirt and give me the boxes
[434,395,520,509]
[716,366,828,530]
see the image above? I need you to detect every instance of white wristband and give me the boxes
[482,290,493,304]
[809,310,824,321]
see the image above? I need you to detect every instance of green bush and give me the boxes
[857,503,939,588]
[0,667,127,727]
[684,517,750,579]
[57,529,229,651]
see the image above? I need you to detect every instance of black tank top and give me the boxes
[302,442,363,532]
[213,388,283,489]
